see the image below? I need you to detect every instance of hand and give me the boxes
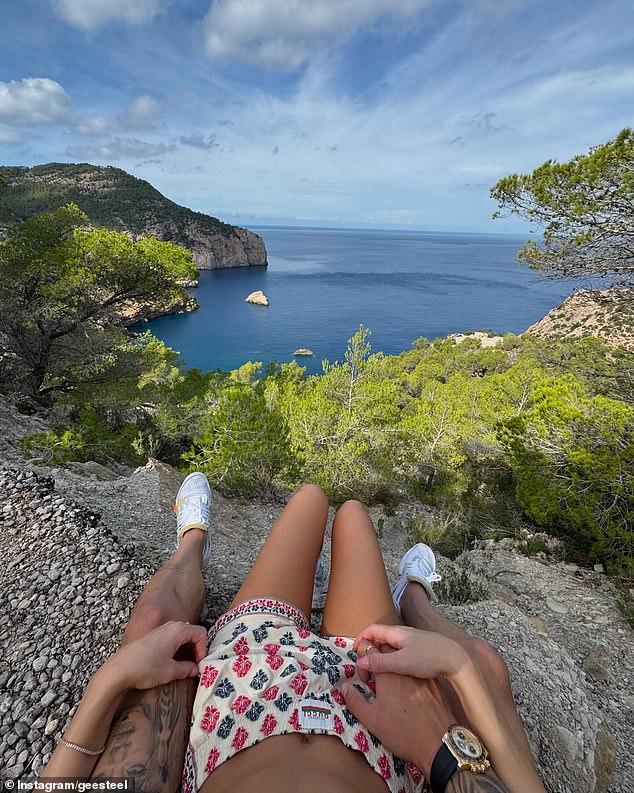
[100,620,208,692]
[353,624,468,680]
[341,673,456,778]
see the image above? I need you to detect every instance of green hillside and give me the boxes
[0,162,236,240]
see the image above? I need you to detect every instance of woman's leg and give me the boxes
[230,484,329,620]
[90,530,206,792]
[320,500,399,637]
[400,582,535,761]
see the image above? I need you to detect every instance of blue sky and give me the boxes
[1,0,633,232]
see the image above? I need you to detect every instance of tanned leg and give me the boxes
[90,531,206,793]
[320,500,399,637]
[230,484,329,620]
[401,582,534,762]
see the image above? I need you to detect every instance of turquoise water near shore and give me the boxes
[140,226,575,374]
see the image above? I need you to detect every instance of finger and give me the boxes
[356,648,411,675]
[169,622,208,662]
[167,659,201,681]
[340,683,375,729]
[356,643,378,682]
[353,624,406,653]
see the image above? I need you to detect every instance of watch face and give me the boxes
[447,726,484,761]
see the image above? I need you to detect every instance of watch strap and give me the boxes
[430,743,458,793]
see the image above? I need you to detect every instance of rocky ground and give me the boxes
[0,375,631,792]
[527,288,634,352]
[0,456,632,791]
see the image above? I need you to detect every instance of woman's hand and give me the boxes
[353,624,469,680]
[100,620,208,692]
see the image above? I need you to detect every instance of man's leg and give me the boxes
[401,581,534,761]
[90,530,206,792]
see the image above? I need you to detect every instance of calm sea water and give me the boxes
[140,227,574,374]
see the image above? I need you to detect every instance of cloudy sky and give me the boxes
[1,0,633,231]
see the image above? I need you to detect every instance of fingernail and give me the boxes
[339,684,350,697]
[357,656,369,669]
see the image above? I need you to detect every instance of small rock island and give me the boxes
[293,348,314,356]
[245,290,269,306]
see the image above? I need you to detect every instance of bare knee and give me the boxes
[467,638,512,695]
[123,602,172,645]
[335,499,368,519]
[295,483,329,507]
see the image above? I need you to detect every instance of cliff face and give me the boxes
[0,163,268,270]
[141,217,268,270]
[527,289,634,351]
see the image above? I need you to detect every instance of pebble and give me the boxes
[33,655,48,672]
[44,719,59,735]
[14,722,29,738]
[40,691,57,708]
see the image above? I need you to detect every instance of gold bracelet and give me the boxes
[58,736,106,756]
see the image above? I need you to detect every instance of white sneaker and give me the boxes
[174,472,212,564]
[391,543,442,615]
[312,557,329,610]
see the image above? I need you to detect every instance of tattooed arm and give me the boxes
[41,621,206,781]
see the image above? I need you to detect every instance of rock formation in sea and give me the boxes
[293,348,314,356]
[245,290,270,306]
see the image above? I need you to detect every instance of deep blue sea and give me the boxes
[140,227,575,375]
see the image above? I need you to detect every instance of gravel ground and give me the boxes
[1,460,632,792]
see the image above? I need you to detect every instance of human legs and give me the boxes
[90,530,206,791]
[400,582,534,761]
[320,500,399,637]
[230,484,329,620]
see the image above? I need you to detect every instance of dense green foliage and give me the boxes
[499,376,633,572]
[0,204,196,401]
[0,162,237,241]
[23,322,632,573]
[491,128,634,285]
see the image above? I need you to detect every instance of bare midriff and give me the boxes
[200,733,391,793]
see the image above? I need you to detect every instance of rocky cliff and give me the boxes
[0,163,267,270]
[527,289,634,352]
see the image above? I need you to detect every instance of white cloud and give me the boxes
[73,96,162,137]
[203,0,433,70]
[116,96,162,129]
[0,78,70,124]
[0,123,22,145]
[66,137,173,160]
[51,0,173,31]
[74,115,111,136]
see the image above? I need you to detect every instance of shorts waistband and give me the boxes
[209,597,311,643]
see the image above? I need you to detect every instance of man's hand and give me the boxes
[341,673,456,778]
[101,620,208,692]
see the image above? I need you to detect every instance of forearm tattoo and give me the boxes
[447,769,511,793]
[91,678,196,793]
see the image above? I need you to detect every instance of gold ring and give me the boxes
[363,643,377,656]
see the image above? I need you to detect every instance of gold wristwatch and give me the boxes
[430,725,490,793]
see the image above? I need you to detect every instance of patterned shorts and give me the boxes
[183,597,425,793]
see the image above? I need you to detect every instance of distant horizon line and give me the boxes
[237,221,533,238]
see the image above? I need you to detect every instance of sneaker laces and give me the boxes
[176,494,210,535]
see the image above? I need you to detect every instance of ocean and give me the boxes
[140,226,575,375]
